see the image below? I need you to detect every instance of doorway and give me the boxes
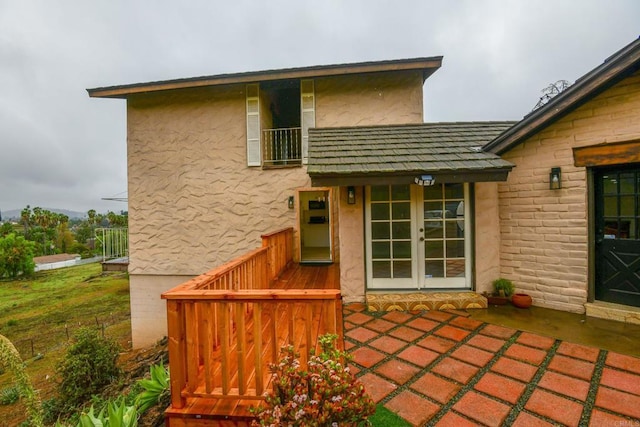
[365,183,470,290]
[299,190,332,263]
[594,166,640,307]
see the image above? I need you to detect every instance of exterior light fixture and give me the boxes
[288,196,295,209]
[347,186,356,204]
[550,167,561,190]
[414,175,436,186]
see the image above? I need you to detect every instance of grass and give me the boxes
[370,403,412,426]
[0,263,131,423]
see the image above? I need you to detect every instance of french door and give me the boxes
[594,167,640,307]
[365,183,470,290]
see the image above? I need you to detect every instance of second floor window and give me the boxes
[246,79,315,168]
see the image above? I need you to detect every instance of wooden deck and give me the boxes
[163,229,342,426]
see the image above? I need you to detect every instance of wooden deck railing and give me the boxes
[161,227,342,411]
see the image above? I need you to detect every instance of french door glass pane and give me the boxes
[425,260,444,278]
[370,185,412,280]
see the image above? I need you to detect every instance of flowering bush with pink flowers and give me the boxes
[251,334,375,426]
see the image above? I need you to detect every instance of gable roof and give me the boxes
[485,37,640,154]
[308,122,515,187]
[87,56,443,99]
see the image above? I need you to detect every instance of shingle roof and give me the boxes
[484,37,640,154]
[307,122,515,186]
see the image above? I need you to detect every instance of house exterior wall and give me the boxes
[126,71,425,346]
[474,182,501,294]
[337,186,365,303]
[499,71,640,313]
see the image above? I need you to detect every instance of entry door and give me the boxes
[595,167,640,307]
[366,184,470,290]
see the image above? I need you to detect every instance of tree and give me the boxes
[532,80,571,111]
[0,222,14,237]
[0,233,36,278]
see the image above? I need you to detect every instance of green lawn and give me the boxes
[0,263,131,423]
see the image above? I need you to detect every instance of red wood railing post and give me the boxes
[166,300,187,409]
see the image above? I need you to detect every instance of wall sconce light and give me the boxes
[288,195,295,209]
[550,167,561,190]
[414,175,436,186]
[347,186,356,204]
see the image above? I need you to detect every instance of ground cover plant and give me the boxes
[0,263,131,425]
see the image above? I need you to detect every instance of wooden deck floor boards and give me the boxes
[165,263,341,426]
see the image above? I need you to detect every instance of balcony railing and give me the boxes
[262,127,302,167]
[162,228,343,417]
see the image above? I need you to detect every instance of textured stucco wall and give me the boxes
[337,186,365,303]
[315,71,424,127]
[474,182,501,295]
[499,71,640,313]
[126,70,425,346]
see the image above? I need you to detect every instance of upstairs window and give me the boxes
[246,79,314,167]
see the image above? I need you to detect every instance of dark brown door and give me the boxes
[595,166,640,307]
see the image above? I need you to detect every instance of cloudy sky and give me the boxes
[1,1,638,214]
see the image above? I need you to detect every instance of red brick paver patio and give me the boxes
[344,303,640,426]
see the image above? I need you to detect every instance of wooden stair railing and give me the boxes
[161,227,343,411]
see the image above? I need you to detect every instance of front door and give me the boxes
[595,167,640,307]
[365,183,470,290]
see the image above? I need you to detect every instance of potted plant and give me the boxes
[485,278,515,305]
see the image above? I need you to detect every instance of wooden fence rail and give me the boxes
[161,228,342,411]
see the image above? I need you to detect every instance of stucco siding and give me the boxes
[127,86,309,276]
[474,182,501,294]
[337,186,365,303]
[315,71,424,127]
[499,71,640,313]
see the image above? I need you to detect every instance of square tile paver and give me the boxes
[418,335,456,353]
[385,390,440,426]
[410,372,460,404]
[451,344,494,367]
[435,412,479,427]
[589,408,635,426]
[605,352,640,375]
[452,390,511,426]
[351,347,385,368]
[467,334,507,352]
[344,311,373,325]
[357,372,397,403]
[525,389,583,426]
[600,368,640,396]
[346,327,379,343]
[385,326,422,343]
[548,354,595,381]
[512,412,556,427]
[434,325,471,341]
[538,371,590,401]
[491,357,538,382]
[516,332,555,350]
[595,386,640,419]
[366,318,396,333]
[382,310,414,323]
[481,324,517,339]
[556,341,600,362]
[474,372,526,404]
[376,359,421,385]
[504,343,548,365]
[432,358,479,384]
[450,316,483,330]
[397,345,439,367]
[422,310,455,322]
[369,336,408,354]
[406,317,439,332]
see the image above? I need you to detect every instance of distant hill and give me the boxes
[1,208,86,221]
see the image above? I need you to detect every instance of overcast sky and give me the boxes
[1,1,638,214]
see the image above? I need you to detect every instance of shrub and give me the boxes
[252,334,375,426]
[0,384,20,405]
[55,327,122,410]
[136,363,170,413]
[492,277,515,297]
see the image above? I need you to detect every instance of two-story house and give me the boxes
[88,57,515,347]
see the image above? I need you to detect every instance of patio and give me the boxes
[346,303,640,426]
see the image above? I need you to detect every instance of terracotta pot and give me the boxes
[512,293,532,308]
[487,295,509,305]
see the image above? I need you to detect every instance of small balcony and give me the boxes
[262,127,302,167]
[162,228,342,425]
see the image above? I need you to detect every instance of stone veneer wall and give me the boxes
[498,71,640,313]
[127,71,426,346]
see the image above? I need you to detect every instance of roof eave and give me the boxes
[87,56,443,99]
[484,37,640,155]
